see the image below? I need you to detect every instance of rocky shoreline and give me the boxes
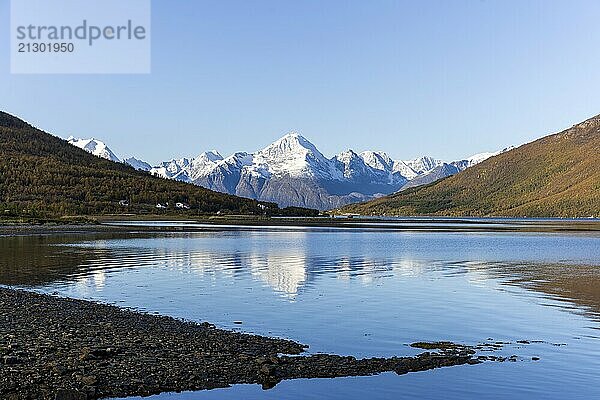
[0,288,480,399]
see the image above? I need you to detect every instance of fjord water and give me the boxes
[2,222,599,399]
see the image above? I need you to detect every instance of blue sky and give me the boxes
[2,0,600,164]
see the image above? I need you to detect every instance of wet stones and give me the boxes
[79,347,116,361]
[2,356,22,365]
[0,287,484,400]
[54,389,87,400]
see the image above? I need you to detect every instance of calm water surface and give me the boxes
[1,221,599,399]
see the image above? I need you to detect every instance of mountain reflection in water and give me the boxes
[2,227,599,399]
[1,230,598,324]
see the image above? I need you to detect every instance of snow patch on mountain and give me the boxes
[67,137,120,162]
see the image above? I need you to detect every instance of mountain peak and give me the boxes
[404,156,442,174]
[259,132,321,158]
[67,137,120,162]
[194,150,223,163]
[335,149,361,162]
[360,151,393,171]
[268,132,315,151]
[282,131,302,139]
[254,132,338,179]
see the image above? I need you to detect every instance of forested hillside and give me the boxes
[0,112,316,217]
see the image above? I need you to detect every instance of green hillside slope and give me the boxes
[341,115,600,217]
[0,111,313,217]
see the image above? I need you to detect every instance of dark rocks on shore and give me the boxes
[0,288,481,400]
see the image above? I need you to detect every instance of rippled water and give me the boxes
[1,222,599,399]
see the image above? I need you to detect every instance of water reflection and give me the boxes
[0,230,599,324]
[1,228,599,400]
[475,263,600,323]
[0,234,101,286]
[249,252,307,298]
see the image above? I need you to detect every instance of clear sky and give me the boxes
[2,0,600,164]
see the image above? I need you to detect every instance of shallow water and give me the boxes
[1,221,599,399]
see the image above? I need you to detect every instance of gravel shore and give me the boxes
[0,288,479,399]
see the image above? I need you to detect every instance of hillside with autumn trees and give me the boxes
[0,111,317,218]
[341,114,600,218]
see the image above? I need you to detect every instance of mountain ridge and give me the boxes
[67,131,506,210]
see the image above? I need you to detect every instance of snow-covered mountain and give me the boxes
[149,158,193,182]
[67,137,120,162]
[405,156,443,175]
[67,133,512,210]
[67,136,154,172]
[147,133,511,209]
[408,147,514,189]
[123,157,152,171]
[360,151,420,181]
[400,147,515,191]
